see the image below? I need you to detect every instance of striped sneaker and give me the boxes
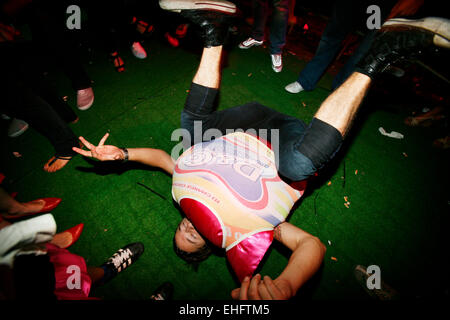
[271,53,282,72]
[100,242,144,283]
[238,37,263,49]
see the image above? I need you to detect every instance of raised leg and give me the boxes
[296,17,450,172]
[314,72,371,138]
[192,46,223,89]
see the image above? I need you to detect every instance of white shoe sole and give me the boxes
[77,98,94,111]
[131,43,148,59]
[285,82,303,93]
[382,17,450,48]
[272,66,282,73]
[238,41,263,49]
[8,121,29,138]
[159,0,236,13]
[132,52,147,59]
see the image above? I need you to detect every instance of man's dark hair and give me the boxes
[172,235,212,269]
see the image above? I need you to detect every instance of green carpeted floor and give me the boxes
[1,35,448,300]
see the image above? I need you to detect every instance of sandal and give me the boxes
[136,19,154,35]
[110,52,125,73]
[44,155,74,173]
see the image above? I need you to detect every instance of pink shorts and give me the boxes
[46,243,94,300]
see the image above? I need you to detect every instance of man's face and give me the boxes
[175,218,206,253]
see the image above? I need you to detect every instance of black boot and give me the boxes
[180,10,235,47]
[355,17,450,79]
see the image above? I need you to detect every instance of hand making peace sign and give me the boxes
[72,133,126,161]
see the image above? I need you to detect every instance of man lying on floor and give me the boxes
[73,0,450,300]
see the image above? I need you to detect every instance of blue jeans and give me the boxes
[297,29,377,91]
[297,0,392,90]
[181,83,319,181]
[251,0,289,54]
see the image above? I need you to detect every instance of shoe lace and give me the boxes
[110,248,132,268]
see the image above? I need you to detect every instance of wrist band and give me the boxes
[121,148,129,162]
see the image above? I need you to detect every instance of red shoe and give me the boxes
[2,197,62,220]
[59,223,84,249]
[37,197,62,213]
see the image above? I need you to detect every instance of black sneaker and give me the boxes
[354,265,400,300]
[182,10,236,47]
[150,282,174,300]
[159,0,238,47]
[383,17,450,48]
[356,17,450,79]
[100,242,144,284]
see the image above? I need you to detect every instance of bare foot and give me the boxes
[50,231,73,248]
[44,156,72,173]
[4,199,45,216]
[19,199,45,213]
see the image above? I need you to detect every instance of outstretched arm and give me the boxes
[72,133,175,175]
[231,222,326,300]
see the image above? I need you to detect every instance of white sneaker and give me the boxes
[131,42,147,59]
[8,118,29,138]
[270,53,282,73]
[159,0,236,13]
[285,81,304,93]
[77,87,94,111]
[238,37,263,49]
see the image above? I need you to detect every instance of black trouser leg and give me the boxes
[28,74,78,123]
[6,85,78,157]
